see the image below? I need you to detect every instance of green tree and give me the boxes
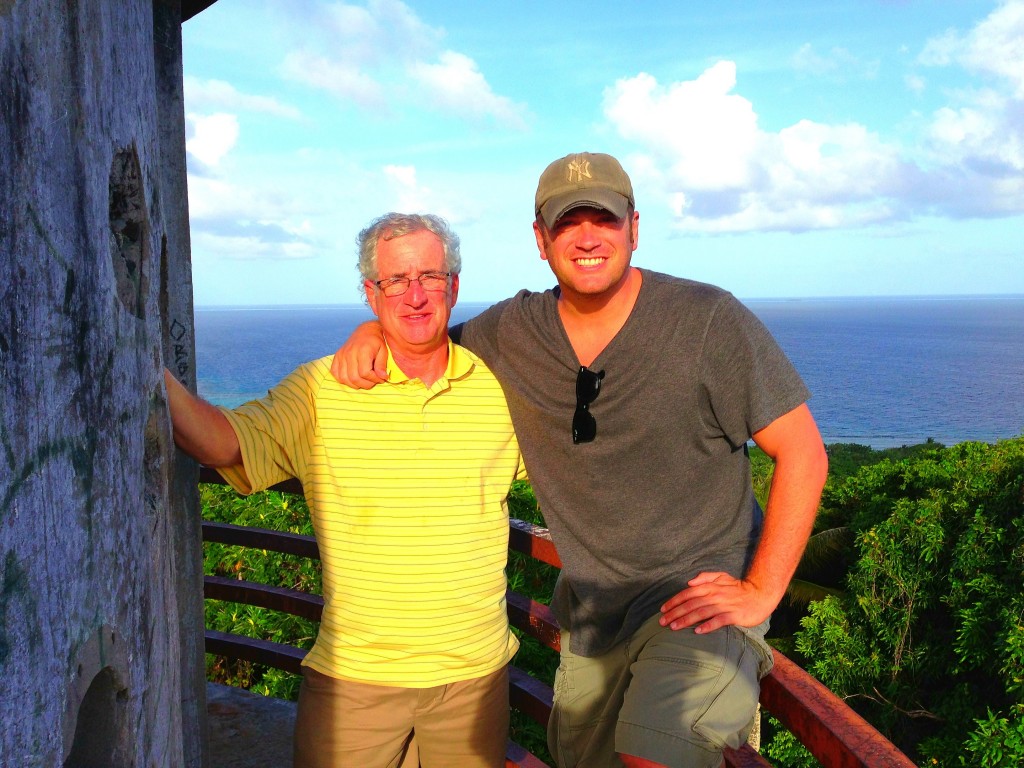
[202,483,319,699]
[789,438,1024,766]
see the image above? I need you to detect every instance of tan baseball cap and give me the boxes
[534,152,634,229]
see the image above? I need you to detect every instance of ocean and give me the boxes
[194,295,1024,449]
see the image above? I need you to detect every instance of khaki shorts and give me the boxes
[294,665,509,768]
[548,613,773,768]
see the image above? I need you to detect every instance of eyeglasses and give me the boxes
[373,272,452,297]
[572,366,605,444]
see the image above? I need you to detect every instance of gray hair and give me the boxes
[357,213,462,285]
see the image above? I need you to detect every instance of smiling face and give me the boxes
[364,229,459,360]
[534,206,640,301]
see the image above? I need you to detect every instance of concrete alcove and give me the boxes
[64,667,129,768]
[109,146,150,320]
[62,626,131,768]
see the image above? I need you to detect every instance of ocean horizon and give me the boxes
[194,292,1024,311]
[193,294,1024,449]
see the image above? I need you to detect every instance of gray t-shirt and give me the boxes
[458,269,810,655]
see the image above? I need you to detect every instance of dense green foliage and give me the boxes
[202,483,319,700]
[774,437,1024,767]
[202,437,1024,767]
[751,441,944,646]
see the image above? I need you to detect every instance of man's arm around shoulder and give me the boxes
[164,369,242,467]
[330,320,389,389]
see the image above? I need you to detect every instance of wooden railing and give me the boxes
[199,468,914,768]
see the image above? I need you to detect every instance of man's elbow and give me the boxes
[207,445,243,468]
[792,413,829,491]
[766,404,829,491]
[807,438,829,492]
[171,424,241,468]
[192,445,242,469]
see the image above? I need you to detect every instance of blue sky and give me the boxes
[182,0,1024,306]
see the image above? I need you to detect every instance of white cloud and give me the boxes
[792,43,834,73]
[191,230,315,261]
[918,1,1024,95]
[792,44,877,80]
[380,164,465,223]
[605,1,1024,235]
[905,74,927,93]
[410,51,528,130]
[185,112,239,171]
[917,29,960,68]
[384,164,418,189]
[929,94,1024,171]
[604,64,759,192]
[278,0,527,127]
[281,50,387,109]
[915,0,1024,213]
[604,65,908,233]
[941,0,1024,97]
[183,77,302,120]
[383,164,429,212]
[305,0,441,67]
[773,121,902,200]
[187,171,318,261]
[188,175,266,221]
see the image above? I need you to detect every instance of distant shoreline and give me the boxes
[195,294,1024,311]
[822,436,1021,450]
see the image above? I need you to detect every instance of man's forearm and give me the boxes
[747,404,829,607]
[745,450,827,609]
[164,369,241,467]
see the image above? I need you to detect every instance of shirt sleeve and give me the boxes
[699,294,810,449]
[215,361,320,494]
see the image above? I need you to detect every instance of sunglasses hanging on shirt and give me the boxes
[572,366,605,444]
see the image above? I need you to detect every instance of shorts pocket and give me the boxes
[690,627,762,751]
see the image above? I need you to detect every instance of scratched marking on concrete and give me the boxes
[0,426,97,519]
[169,317,191,377]
[0,550,40,664]
[26,202,72,270]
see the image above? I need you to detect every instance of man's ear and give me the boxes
[364,280,380,316]
[533,220,549,262]
[450,273,460,308]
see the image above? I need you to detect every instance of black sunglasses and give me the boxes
[572,366,605,444]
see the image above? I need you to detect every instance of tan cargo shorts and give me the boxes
[548,612,773,768]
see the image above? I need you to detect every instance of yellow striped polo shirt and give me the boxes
[215,342,526,687]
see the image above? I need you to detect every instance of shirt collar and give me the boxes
[384,339,474,385]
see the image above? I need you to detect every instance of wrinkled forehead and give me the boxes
[375,230,446,276]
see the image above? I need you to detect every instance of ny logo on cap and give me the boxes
[566,157,592,183]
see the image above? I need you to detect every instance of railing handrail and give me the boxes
[198,470,914,768]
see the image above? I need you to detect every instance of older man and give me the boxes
[331,155,829,768]
[165,213,525,768]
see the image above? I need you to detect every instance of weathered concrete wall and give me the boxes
[0,1,205,766]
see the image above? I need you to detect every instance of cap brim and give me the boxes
[539,189,630,229]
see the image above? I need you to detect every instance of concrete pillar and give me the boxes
[0,1,205,765]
